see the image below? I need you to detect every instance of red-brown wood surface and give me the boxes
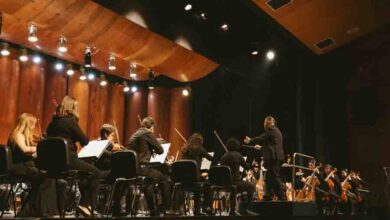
[106,84,125,144]
[87,80,108,139]
[68,72,90,133]
[147,88,171,141]
[0,0,218,81]
[0,56,20,143]
[124,88,148,143]
[17,59,45,122]
[42,65,67,131]
[169,87,192,157]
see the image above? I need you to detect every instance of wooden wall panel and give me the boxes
[87,81,108,140]
[106,84,125,144]
[42,65,67,131]
[124,88,148,143]
[147,88,171,141]
[0,57,20,143]
[17,59,45,123]
[169,87,192,157]
[68,72,89,133]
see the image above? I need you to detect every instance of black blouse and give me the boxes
[7,138,33,164]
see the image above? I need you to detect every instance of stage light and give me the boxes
[88,72,95,80]
[184,4,192,11]
[84,46,92,67]
[129,63,137,78]
[19,49,29,62]
[200,12,207,20]
[131,85,138,93]
[266,50,275,60]
[32,55,42,64]
[66,64,74,76]
[1,42,10,56]
[55,62,64,71]
[99,74,107,86]
[79,67,87,80]
[220,23,229,31]
[108,55,116,70]
[28,23,38,42]
[123,82,130,93]
[148,69,155,90]
[182,88,190,96]
[58,36,68,53]
[251,50,258,56]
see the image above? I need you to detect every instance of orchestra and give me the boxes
[0,96,370,218]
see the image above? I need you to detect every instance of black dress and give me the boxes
[46,116,102,209]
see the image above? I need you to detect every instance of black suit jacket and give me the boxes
[127,128,163,164]
[250,126,285,165]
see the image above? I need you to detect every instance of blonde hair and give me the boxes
[10,113,37,146]
[55,96,80,120]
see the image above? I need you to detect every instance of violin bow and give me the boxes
[137,114,142,125]
[174,128,187,144]
[213,130,228,153]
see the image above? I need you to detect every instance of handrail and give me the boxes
[292,152,316,201]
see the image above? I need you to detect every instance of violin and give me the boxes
[295,165,322,202]
[255,160,265,201]
[322,168,338,203]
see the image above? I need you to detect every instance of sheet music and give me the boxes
[200,152,214,170]
[150,143,171,163]
[78,140,110,159]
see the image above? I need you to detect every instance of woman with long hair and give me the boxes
[46,96,102,216]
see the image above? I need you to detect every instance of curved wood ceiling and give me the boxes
[252,0,390,54]
[0,0,218,82]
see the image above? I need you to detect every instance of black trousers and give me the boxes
[264,159,285,201]
[68,153,102,209]
[229,181,255,214]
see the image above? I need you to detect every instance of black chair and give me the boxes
[0,145,15,217]
[208,165,236,216]
[36,137,78,218]
[170,160,203,215]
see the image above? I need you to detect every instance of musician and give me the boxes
[320,164,341,215]
[95,124,122,171]
[244,116,286,201]
[339,169,356,215]
[179,133,213,215]
[127,117,171,216]
[220,138,255,215]
[46,96,102,217]
[350,170,368,215]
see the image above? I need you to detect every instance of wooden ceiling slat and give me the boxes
[0,0,218,82]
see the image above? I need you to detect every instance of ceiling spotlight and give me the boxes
[148,69,155,90]
[55,62,64,71]
[1,42,10,56]
[58,36,68,53]
[266,50,275,60]
[19,48,29,62]
[184,4,192,11]
[200,12,207,20]
[251,50,259,56]
[182,87,190,96]
[99,74,107,86]
[32,55,42,64]
[131,85,138,93]
[123,82,130,93]
[66,64,74,76]
[220,23,229,31]
[129,62,137,78]
[28,23,38,42]
[79,67,87,80]
[84,46,92,67]
[108,54,116,70]
[87,72,95,80]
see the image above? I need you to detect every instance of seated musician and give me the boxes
[220,138,255,216]
[126,117,172,216]
[179,133,213,215]
[320,164,341,215]
[95,124,122,171]
[46,96,102,217]
[350,170,368,215]
[339,169,356,215]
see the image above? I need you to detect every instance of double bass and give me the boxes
[295,165,322,202]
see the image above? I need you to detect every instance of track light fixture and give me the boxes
[54,62,64,71]
[58,36,68,53]
[182,87,191,97]
[66,64,74,76]
[28,23,38,42]
[1,42,10,56]
[108,55,116,70]
[32,55,42,64]
[148,69,155,90]
[123,81,130,93]
[87,72,95,80]
[129,63,137,78]
[100,74,107,86]
[84,46,92,67]
[79,67,87,80]
[19,48,29,62]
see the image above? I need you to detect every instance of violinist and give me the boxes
[339,169,356,215]
[127,117,172,216]
[320,164,341,215]
[95,124,123,171]
[350,170,368,215]
[220,138,255,215]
